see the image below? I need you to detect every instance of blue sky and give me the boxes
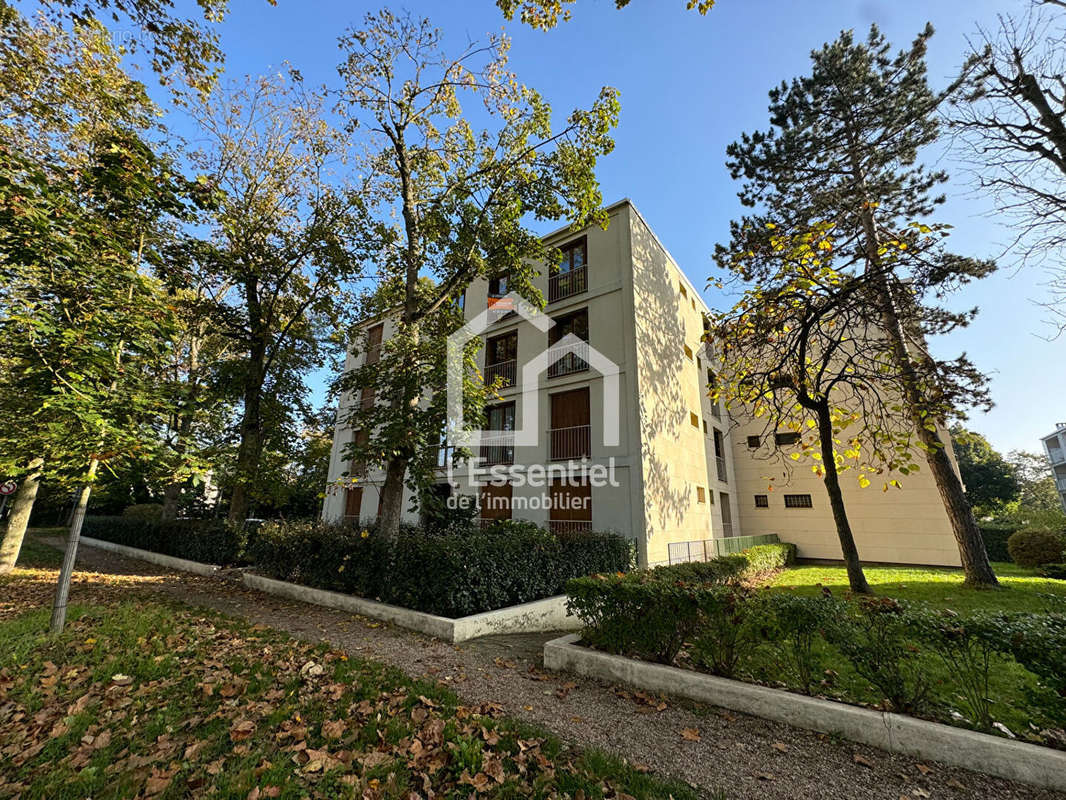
[161,0,1062,454]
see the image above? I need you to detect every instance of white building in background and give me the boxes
[322,199,964,568]
[1040,424,1066,513]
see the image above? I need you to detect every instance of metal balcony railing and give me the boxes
[720,522,734,538]
[548,265,588,304]
[1049,448,1066,465]
[485,359,517,388]
[548,519,593,534]
[715,456,728,483]
[1056,477,1066,492]
[547,340,589,378]
[549,425,591,461]
[479,432,515,466]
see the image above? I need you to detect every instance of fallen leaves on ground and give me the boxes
[680,727,701,742]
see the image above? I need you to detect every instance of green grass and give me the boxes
[765,561,1066,614]
[0,597,696,800]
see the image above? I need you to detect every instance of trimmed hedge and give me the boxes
[565,543,795,662]
[249,519,634,618]
[82,516,245,565]
[1007,529,1066,567]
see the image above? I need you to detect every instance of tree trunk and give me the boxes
[228,333,266,526]
[161,482,182,521]
[845,138,999,588]
[0,458,44,574]
[51,457,98,634]
[377,457,408,539]
[815,404,872,594]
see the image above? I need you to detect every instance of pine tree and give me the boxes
[721,25,1000,587]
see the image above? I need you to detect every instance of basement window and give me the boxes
[775,432,801,446]
[746,435,761,449]
[754,494,769,508]
[784,494,813,509]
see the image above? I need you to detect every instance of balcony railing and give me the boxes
[1049,448,1066,465]
[363,344,381,365]
[547,340,589,378]
[485,359,517,388]
[479,432,515,466]
[548,265,588,304]
[548,519,593,534]
[549,424,591,461]
[1056,477,1066,492]
[715,456,728,483]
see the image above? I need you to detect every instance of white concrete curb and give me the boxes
[79,537,221,577]
[243,573,581,643]
[543,633,1066,792]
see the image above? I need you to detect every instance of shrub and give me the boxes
[978,526,1014,562]
[738,543,796,577]
[120,503,164,522]
[249,519,632,618]
[824,596,931,714]
[910,608,1002,731]
[82,516,245,565]
[690,586,760,678]
[1039,563,1066,580]
[1006,529,1066,567]
[760,592,843,694]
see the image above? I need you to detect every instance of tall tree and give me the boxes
[185,72,362,524]
[722,25,1000,587]
[335,9,619,539]
[950,425,1020,513]
[951,1,1066,334]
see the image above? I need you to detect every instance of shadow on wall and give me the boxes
[630,217,692,550]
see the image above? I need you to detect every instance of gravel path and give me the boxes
[25,536,1066,800]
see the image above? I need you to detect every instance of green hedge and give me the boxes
[565,543,795,662]
[82,516,245,565]
[979,526,1014,562]
[250,519,634,618]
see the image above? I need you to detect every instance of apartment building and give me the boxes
[1041,424,1066,513]
[322,199,964,568]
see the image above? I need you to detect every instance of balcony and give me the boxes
[549,425,591,461]
[484,359,517,388]
[1049,447,1066,466]
[548,519,593,534]
[479,432,514,466]
[715,456,728,483]
[547,340,589,378]
[548,265,588,304]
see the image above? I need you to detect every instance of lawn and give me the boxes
[764,561,1066,614]
[0,540,695,800]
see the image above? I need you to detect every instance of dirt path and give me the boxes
[22,536,1066,800]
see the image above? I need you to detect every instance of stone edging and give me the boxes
[243,573,580,643]
[543,633,1066,792]
[79,537,221,577]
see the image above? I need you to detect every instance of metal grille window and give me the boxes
[784,494,813,509]
[747,435,761,449]
[775,432,801,446]
[754,494,769,508]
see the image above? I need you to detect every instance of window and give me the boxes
[344,487,363,520]
[479,481,513,522]
[488,275,509,297]
[691,298,696,311]
[775,432,801,446]
[746,435,761,449]
[784,494,813,509]
[548,308,589,378]
[703,314,711,334]
[549,388,591,461]
[684,344,693,360]
[696,486,706,503]
[702,419,708,433]
[485,331,518,388]
[690,412,700,428]
[754,494,769,508]
[549,238,589,302]
[481,402,515,465]
[680,283,688,298]
[549,477,592,533]
[713,428,727,483]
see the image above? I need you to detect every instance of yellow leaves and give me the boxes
[858,475,871,489]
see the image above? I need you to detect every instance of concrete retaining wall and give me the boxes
[543,634,1066,792]
[243,573,580,643]
[79,537,220,577]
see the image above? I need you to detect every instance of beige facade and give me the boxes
[323,199,964,567]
